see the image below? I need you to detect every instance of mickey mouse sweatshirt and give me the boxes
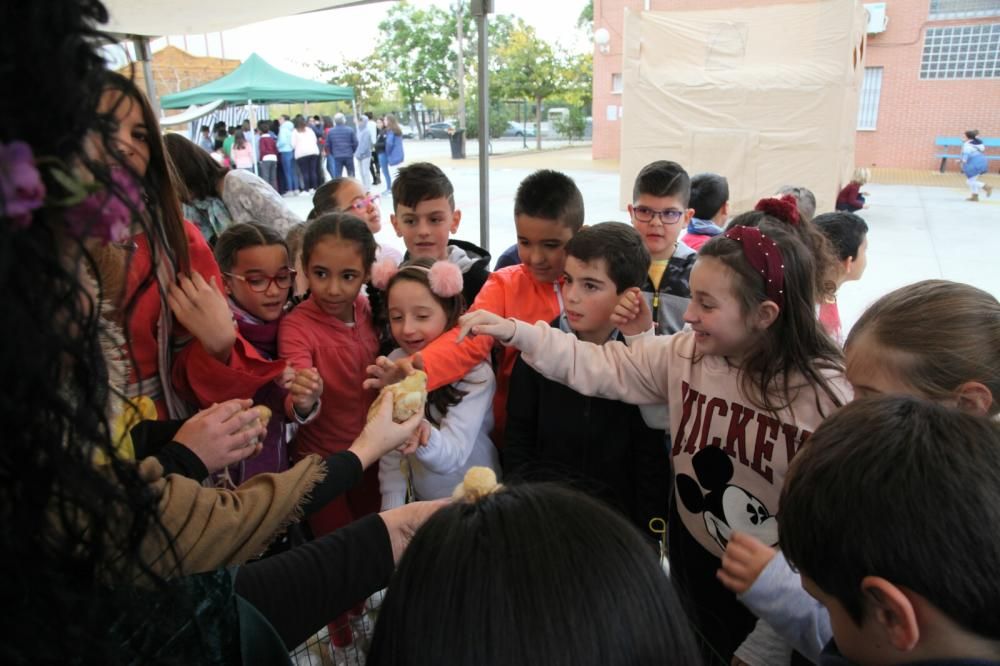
[505,321,851,558]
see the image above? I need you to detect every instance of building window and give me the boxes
[857,67,883,130]
[920,23,1000,79]
[611,72,623,94]
[930,0,1000,19]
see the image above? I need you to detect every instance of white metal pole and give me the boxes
[472,0,493,252]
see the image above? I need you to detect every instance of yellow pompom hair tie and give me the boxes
[451,466,502,502]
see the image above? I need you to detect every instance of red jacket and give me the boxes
[418,265,562,444]
[126,219,282,418]
[278,296,379,459]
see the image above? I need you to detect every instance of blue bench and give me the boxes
[935,136,1000,173]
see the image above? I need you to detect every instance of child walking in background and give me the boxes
[374,257,499,510]
[835,168,870,212]
[812,211,869,345]
[230,129,254,171]
[278,213,380,656]
[961,129,993,202]
[458,203,850,664]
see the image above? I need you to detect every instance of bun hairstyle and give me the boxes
[733,196,839,304]
[381,256,468,425]
[701,212,844,416]
[367,483,701,666]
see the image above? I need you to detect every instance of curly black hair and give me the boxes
[0,2,219,662]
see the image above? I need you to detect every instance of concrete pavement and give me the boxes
[285,142,1000,334]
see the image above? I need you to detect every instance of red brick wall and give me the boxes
[592,0,1000,169]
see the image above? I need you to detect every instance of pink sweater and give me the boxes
[506,322,851,558]
[278,296,379,459]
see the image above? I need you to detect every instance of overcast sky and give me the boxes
[139,0,590,78]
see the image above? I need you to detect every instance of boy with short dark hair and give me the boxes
[682,173,729,251]
[505,222,670,533]
[628,160,697,335]
[373,169,585,444]
[389,162,491,306]
[780,395,1000,665]
[812,211,870,345]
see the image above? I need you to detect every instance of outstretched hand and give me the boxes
[173,399,266,474]
[379,498,450,563]
[349,395,426,469]
[289,367,323,417]
[363,353,424,391]
[610,287,654,337]
[717,531,778,595]
[456,310,515,344]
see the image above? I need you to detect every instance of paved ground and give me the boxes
[286,141,1000,334]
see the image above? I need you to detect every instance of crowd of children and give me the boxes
[13,9,1000,659]
[117,125,1000,665]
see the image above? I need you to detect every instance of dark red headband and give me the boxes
[722,226,785,310]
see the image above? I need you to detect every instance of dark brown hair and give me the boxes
[699,217,845,416]
[163,132,230,202]
[780,396,1000,638]
[564,221,650,293]
[845,280,1000,415]
[513,170,585,232]
[391,162,455,211]
[302,213,377,272]
[213,223,289,274]
[384,257,468,425]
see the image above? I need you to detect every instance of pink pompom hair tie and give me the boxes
[428,260,464,298]
[370,256,399,290]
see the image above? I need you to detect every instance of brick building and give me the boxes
[115,45,241,98]
[592,0,1000,169]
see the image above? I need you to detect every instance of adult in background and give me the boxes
[292,114,321,193]
[382,113,405,191]
[257,120,279,191]
[355,114,374,191]
[277,113,299,195]
[325,112,357,178]
[374,116,388,191]
[962,129,993,202]
[366,111,380,186]
[197,124,213,152]
[165,133,303,243]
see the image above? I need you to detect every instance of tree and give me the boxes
[492,25,564,150]
[559,52,593,110]
[315,57,385,111]
[577,0,594,35]
[377,1,456,138]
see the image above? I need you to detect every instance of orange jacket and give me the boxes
[420,265,562,445]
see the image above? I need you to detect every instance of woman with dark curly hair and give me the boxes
[0,1,441,662]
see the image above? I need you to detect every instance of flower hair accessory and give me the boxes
[370,257,464,299]
[1,140,142,244]
[754,194,800,226]
[723,225,785,311]
[451,466,502,502]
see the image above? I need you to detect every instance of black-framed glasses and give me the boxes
[632,205,684,225]
[224,269,296,292]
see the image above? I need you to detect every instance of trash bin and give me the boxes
[449,129,466,159]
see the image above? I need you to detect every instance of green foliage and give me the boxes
[577,0,594,33]
[492,25,563,106]
[464,100,512,140]
[377,1,457,107]
[560,52,593,109]
[315,58,385,110]
[553,107,588,142]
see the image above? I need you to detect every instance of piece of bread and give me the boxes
[367,370,428,423]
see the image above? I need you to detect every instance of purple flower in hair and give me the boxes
[65,168,144,244]
[0,141,46,228]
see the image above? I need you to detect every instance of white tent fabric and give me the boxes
[157,100,225,126]
[102,0,383,37]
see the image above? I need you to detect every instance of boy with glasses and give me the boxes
[628,160,697,336]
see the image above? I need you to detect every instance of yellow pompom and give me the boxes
[452,466,500,502]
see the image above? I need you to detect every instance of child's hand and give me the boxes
[167,272,236,363]
[349,396,425,468]
[173,399,266,474]
[379,498,450,563]
[611,287,654,337]
[456,310,515,343]
[289,367,323,416]
[363,353,425,391]
[277,363,296,389]
[397,420,431,456]
[717,532,777,594]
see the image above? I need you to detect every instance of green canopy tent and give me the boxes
[160,52,353,108]
[160,53,354,176]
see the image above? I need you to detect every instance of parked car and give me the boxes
[502,121,536,138]
[425,122,455,139]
